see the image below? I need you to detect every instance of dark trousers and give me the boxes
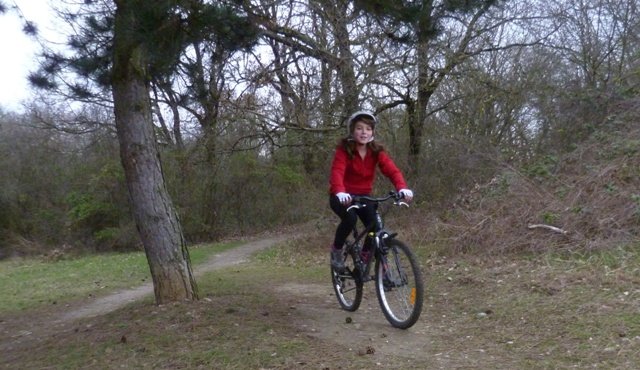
[329,195,376,248]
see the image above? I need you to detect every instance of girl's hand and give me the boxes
[336,192,352,205]
[399,189,413,202]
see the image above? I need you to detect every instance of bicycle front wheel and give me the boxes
[375,239,424,329]
[331,248,363,312]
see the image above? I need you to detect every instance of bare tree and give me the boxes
[527,0,640,152]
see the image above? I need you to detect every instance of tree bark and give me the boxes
[112,0,198,304]
[330,0,359,116]
[410,0,435,169]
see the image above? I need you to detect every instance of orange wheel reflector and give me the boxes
[410,288,416,305]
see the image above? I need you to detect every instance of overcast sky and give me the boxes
[0,0,59,112]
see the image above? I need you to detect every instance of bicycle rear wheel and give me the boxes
[375,239,424,329]
[331,248,363,311]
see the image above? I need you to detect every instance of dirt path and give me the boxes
[277,282,497,369]
[3,234,469,368]
[0,235,289,354]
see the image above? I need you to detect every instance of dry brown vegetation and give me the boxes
[418,100,640,255]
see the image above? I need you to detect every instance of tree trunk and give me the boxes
[410,0,436,168]
[331,0,359,116]
[112,0,198,304]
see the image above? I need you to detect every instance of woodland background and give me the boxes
[1,0,639,258]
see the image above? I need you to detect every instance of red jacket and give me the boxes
[329,145,407,195]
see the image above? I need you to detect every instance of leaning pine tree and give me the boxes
[29,0,258,303]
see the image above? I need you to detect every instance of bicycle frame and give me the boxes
[344,193,406,280]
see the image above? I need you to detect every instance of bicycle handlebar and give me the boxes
[347,191,409,212]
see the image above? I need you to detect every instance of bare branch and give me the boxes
[528,224,569,235]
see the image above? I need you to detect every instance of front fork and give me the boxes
[359,231,397,282]
[376,231,404,284]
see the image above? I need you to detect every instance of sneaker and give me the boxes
[331,248,345,272]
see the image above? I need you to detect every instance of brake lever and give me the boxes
[346,203,366,212]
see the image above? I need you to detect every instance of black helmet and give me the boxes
[347,110,377,135]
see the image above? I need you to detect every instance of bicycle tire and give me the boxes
[375,239,424,329]
[331,248,363,312]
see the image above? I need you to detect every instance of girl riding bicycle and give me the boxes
[329,110,413,271]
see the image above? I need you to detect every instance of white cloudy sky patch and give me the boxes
[0,0,61,112]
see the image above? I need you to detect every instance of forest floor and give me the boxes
[1,232,639,369]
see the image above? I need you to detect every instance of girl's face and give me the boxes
[352,120,374,145]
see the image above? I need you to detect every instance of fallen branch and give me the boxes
[527,224,568,235]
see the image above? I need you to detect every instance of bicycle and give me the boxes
[330,191,424,329]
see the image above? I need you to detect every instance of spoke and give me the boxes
[376,240,423,329]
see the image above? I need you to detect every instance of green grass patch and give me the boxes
[253,238,328,282]
[0,242,239,314]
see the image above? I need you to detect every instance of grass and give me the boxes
[0,241,240,314]
[2,237,640,369]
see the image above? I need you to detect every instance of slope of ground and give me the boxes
[431,99,640,254]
